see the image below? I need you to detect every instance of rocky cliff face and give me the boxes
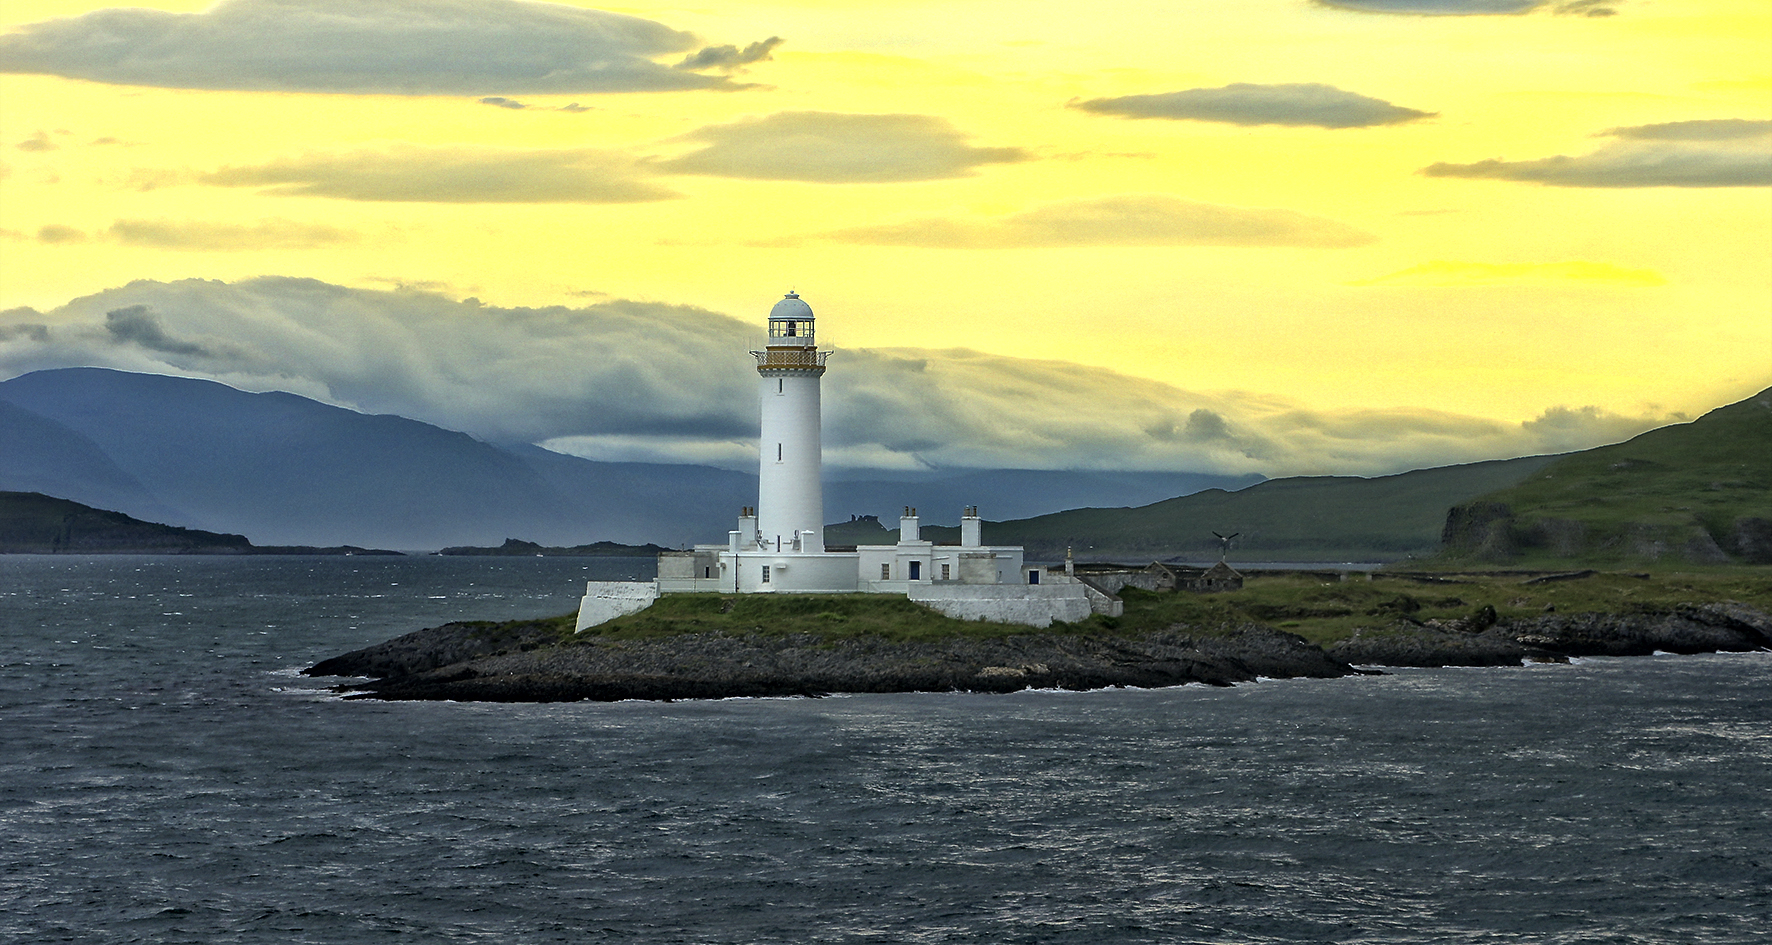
[1442,502,1771,566]
[1330,603,1772,667]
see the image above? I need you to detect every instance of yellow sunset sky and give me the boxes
[2,0,1768,477]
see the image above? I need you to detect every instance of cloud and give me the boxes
[478,97,594,112]
[35,224,87,244]
[2,277,1696,478]
[108,219,359,250]
[1315,1,1618,15]
[656,112,1027,183]
[0,0,751,94]
[103,305,212,357]
[1351,259,1665,287]
[1424,119,1772,187]
[0,316,50,343]
[203,145,677,202]
[676,37,783,73]
[819,194,1376,248]
[1073,83,1434,129]
[1606,119,1772,141]
[16,131,57,152]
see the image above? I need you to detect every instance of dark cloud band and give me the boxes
[1425,119,1772,187]
[0,0,756,94]
[1073,83,1434,129]
[657,112,1027,183]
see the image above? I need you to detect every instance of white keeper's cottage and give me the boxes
[574,293,1118,630]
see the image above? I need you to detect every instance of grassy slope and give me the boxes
[1444,387,1772,566]
[941,455,1555,562]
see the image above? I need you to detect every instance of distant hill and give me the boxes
[826,469,1263,525]
[0,368,771,548]
[903,455,1561,563]
[0,492,398,555]
[437,538,671,557]
[1442,386,1772,566]
[0,368,1254,549]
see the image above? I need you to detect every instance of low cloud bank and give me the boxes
[0,278,1683,477]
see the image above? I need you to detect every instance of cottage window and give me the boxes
[941,564,951,581]
[881,563,891,580]
[761,566,771,584]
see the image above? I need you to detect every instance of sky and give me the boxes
[1,0,1768,478]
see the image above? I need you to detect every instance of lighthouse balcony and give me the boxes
[752,348,829,371]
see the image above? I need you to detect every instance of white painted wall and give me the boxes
[757,372,824,553]
[575,581,661,631]
[908,583,1094,627]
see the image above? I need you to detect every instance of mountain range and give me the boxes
[0,368,1256,549]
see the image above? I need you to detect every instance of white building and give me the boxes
[575,293,1116,630]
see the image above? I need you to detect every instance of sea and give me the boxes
[2,555,1768,945]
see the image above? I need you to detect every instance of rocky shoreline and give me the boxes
[304,603,1772,702]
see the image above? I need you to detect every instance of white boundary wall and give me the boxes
[575,581,660,631]
[908,583,1093,627]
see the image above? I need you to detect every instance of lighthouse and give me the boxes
[583,289,1100,627]
[752,292,829,554]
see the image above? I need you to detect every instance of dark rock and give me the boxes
[303,617,568,678]
[1441,502,1515,561]
[309,623,1362,702]
[1330,621,1546,668]
[1331,603,1772,667]
[1727,517,1772,564]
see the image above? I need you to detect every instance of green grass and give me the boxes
[557,567,1772,650]
[577,592,1070,643]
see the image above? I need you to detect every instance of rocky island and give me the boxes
[306,570,1772,702]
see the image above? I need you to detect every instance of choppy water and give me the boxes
[2,555,1768,944]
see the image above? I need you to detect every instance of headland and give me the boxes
[306,569,1772,702]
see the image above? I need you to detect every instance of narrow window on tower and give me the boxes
[777,379,783,394]
[777,443,782,462]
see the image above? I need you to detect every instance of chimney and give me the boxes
[960,505,982,547]
[899,506,920,543]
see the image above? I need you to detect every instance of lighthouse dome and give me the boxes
[770,291,814,321]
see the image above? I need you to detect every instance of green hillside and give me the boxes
[1442,387,1772,566]
[911,454,1557,563]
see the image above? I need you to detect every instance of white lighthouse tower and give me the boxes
[752,292,829,554]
